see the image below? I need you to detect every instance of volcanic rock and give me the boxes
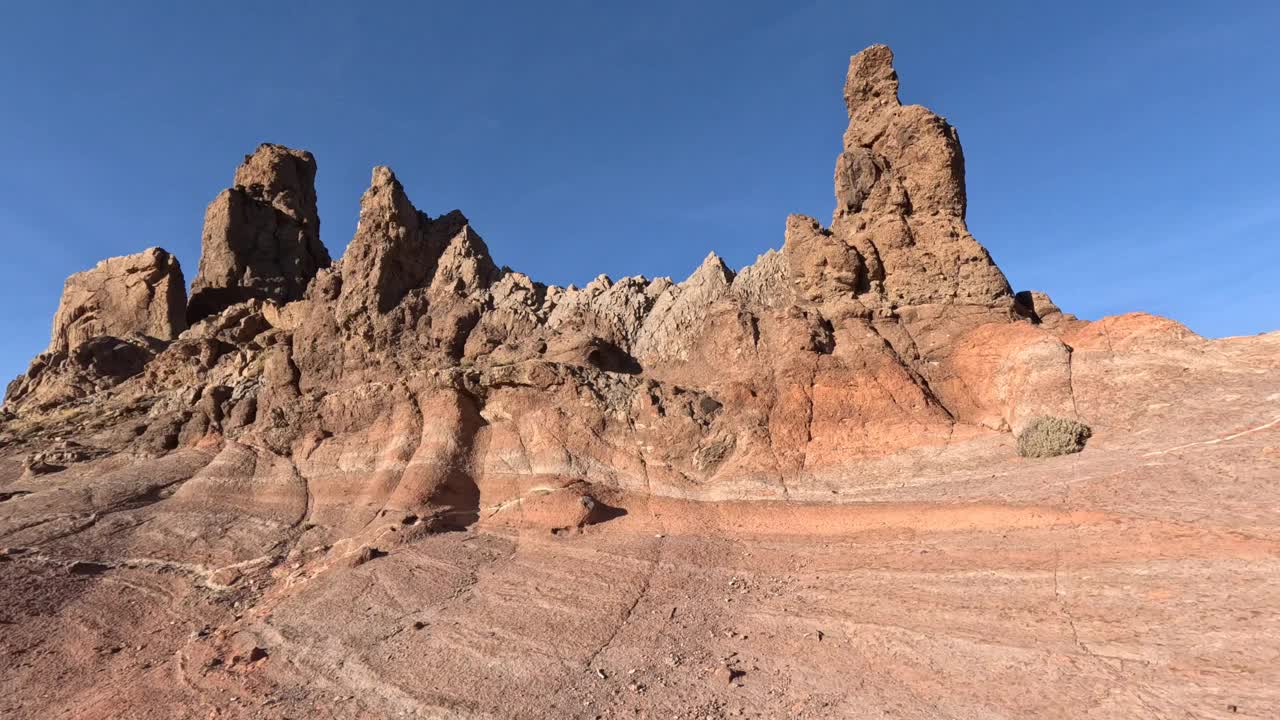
[1015,290,1075,326]
[47,247,186,354]
[4,249,184,413]
[187,144,330,323]
[831,44,1012,307]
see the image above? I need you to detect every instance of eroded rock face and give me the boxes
[1015,289,1076,326]
[830,44,1012,307]
[4,45,1075,505]
[4,334,168,412]
[2,46,1218,530]
[3,249,185,413]
[187,144,330,324]
[47,247,186,353]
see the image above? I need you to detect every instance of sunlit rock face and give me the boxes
[0,45,1175,517]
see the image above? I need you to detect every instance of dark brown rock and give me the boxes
[1015,290,1075,325]
[187,144,330,323]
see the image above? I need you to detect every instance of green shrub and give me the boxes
[1017,416,1092,458]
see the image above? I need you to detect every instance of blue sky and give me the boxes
[2,1,1277,384]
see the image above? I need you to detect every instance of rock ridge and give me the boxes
[1,44,1179,517]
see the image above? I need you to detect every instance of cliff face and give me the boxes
[5,247,186,412]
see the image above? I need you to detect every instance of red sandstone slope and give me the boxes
[1,46,1277,720]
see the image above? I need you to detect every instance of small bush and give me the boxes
[1017,416,1092,458]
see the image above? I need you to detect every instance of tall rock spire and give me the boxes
[843,43,900,112]
[784,44,1013,309]
[336,166,494,317]
[186,144,331,323]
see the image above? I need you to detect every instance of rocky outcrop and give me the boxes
[829,45,1012,308]
[1015,290,1075,326]
[4,248,185,413]
[5,46,1268,720]
[2,45,1202,520]
[187,144,330,324]
[4,334,168,412]
[47,247,186,353]
[289,166,498,381]
[4,45,1061,490]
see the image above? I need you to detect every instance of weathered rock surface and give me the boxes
[47,247,186,354]
[831,44,1013,308]
[1016,289,1075,326]
[1,46,1277,719]
[4,248,185,413]
[187,144,329,324]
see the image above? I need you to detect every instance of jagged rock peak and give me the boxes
[233,144,320,231]
[339,165,431,314]
[357,166,420,228]
[839,45,966,215]
[47,247,187,353]
[187,143,331,324]
[692,252,734,283]
[844,44,900,112]
[338,166,493,315]
[817,44,1014,307]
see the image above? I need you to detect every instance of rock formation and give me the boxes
[830,44,1012,307]
[0,45,1122,497]
[46,247,186,353]
[2,46,1277,720]
[4,248,185,412]
[0,41,1197,510]
[186,144,329,324]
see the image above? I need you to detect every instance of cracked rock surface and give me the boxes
[2,45,1279,719]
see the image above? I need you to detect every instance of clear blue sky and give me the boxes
[2,1,1277,384]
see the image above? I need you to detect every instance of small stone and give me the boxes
[712,665,743,685]
[343,545,386,568]
[208,567,242,587]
